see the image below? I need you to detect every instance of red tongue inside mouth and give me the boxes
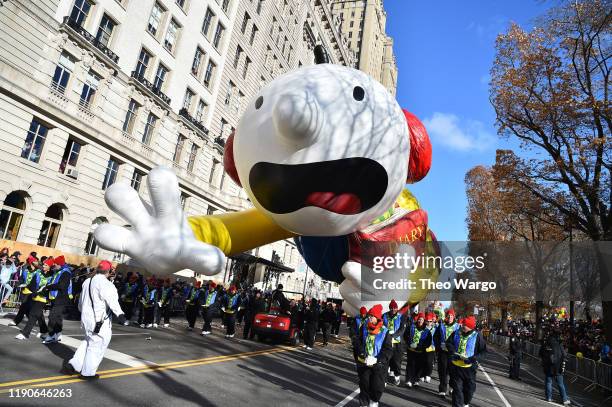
[305,192,362,215]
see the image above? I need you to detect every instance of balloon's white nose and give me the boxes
[272,93,321,147]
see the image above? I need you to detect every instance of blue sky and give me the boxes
[384,0,552,240]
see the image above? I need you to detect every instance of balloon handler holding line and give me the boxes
[94,47,436,316]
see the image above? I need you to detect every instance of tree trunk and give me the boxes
[501,305,509,333]
[535,301,544,341]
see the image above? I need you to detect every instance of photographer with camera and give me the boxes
[65,260,126,379]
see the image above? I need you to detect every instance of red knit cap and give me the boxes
[43,258,55,267]
[446,308,455,317]
[463,316,476,330]
[426,312,435,321]
[415,312,425,321]
[209,281,217,289]
[54,255,66,266]
[359,306,367,315]
[368,304,383,320]
[26,256,37,265]
[389,299,398,309]
[195,281,202,288]
[98,260,112,271]
[229,285,237,292]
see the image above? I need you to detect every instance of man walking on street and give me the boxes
[65,261,126,379]
[43,256,73,344]
[539,333,571,405]
[434,308,459,397]
[15,258,53,340]
[354,304,393,407]
[184,281,202,330]
[509,331,523,380]
[200,282,218,335]
[382,299,406,386]
[446,316,487,407]
[222,285,241,338]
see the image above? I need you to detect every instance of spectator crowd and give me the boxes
[489,316,611,364]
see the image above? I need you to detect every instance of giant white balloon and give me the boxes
[234,64,410,236]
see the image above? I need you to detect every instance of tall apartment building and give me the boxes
[0,0,354,290]
[331,0,398,95]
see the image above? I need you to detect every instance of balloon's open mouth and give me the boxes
[248,158,388,215]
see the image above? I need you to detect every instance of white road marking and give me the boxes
[479,364,512,407]
[335,387,360,407]
[0,318,157,368]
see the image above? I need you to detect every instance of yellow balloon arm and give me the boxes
[188,209,296,256]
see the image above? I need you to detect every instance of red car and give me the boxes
[252,291,302,345]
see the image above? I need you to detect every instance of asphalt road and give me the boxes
[0,313,604,407]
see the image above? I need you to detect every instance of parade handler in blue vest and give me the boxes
[433,308,459,397]
[404,312,432,387]
[200,282,219,335]
[446,315,487,407]
[382,299,407,386]
[15,258,53,340]
[66,260,126,379]
[350,306,369,364]
[222,285,241,338]
[354,304,393,407]
[42,256,73,344]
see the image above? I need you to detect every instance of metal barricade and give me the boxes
[488,333,612,394]
[0,278,23,313]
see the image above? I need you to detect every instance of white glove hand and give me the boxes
[365,355,377,366]
[339,261,392,317]
[94,166,225,277]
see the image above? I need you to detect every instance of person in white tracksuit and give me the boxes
[67,260,125,379]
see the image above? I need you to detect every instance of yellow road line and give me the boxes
[0,346,294,392]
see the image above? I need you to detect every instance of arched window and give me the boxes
[0,191,27,241]
[38,203,65,248]
[84,216,108,255]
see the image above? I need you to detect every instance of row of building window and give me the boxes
[20,115,225,192]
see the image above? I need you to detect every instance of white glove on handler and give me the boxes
[94,166,225,277]
[339,261,391,317]
[365,355,377,366]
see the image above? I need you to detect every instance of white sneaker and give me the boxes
[563,401,571,406]
[55,333,62,342]
[438,391,446,396]
[394,376,400,386]
[163,324,169,328]
[202,331,207,336]
[405,381,413,388]
[153,323,158,328]
[425,376,431,383]
[228,334,234,338]
[420,377,425,382]
[464,405,469,407]
[15,333,27,340]
[145,324,152,328]
[413,381,420,386]
[302,344,308,348]
[368,402,379,407]
[139,324,145,328]
[306,346,312,350]
[8,321,16,326]
[203,331,211,335]
[36,332,48,339]
[123,321,130,326]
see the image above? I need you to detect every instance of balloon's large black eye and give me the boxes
[353,86,365,101]
[255,96,264,109]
